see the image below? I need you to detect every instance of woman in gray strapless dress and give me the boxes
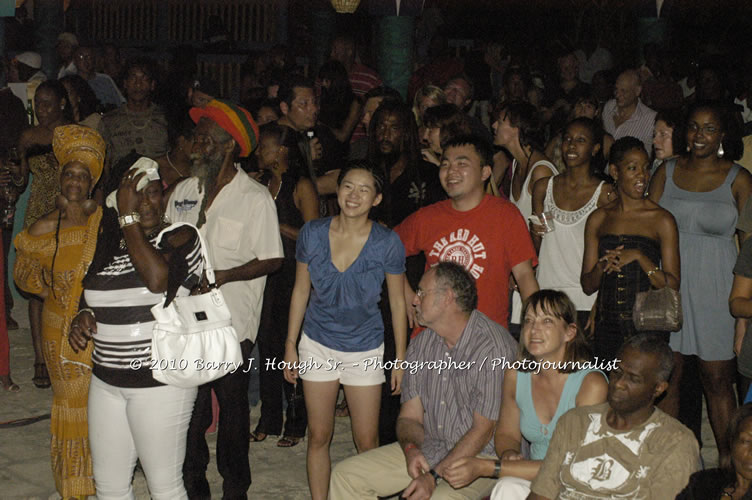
[648,102,752,464]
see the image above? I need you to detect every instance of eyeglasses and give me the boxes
[687,123,719,135]
[415,287,444,299]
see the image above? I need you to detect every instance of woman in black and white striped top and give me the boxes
[68,164,202,499]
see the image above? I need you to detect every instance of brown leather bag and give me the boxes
[632,286,683,332]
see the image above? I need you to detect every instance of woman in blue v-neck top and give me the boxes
[283,161,407,500]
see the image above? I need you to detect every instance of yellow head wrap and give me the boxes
[52,124,106,184]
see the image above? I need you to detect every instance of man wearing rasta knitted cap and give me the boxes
[167,99,283,499]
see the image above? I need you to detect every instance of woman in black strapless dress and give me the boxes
[581,137,680,371]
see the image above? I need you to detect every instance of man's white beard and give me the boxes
[191,152,224,195]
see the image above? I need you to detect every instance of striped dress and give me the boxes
[84,225,203,387]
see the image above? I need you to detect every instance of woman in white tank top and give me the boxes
[531,117,614,327]
[492,101,557,329]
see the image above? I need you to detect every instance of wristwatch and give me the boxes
[428,468,441,485]
[118,212,141,228]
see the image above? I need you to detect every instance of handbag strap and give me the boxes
[155,221,217,286]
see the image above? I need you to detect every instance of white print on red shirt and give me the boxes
[427,228,487,279]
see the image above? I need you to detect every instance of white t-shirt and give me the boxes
[166,168,284,342]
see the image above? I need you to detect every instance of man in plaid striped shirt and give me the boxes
[330,262,517,499]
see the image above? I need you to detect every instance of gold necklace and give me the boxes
[124,104,154,131]
[166,151,187,178]
[271,176,283,200]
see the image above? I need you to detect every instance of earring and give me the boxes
[82,191,97,215]
[161,213,171,224]
[717,143,724,158]
[686,145,691,152]
[55,194,69,211]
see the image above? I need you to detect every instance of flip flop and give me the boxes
[0,375,20,393]
[249,430,268,442]
[335,398,349,417]
[277,436,302,448]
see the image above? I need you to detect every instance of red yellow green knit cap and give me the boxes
[189,99,259,157]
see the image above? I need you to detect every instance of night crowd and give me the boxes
[2,5,752,500]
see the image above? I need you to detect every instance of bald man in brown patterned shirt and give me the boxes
[330,262,518,499]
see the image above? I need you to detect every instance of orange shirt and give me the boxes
[396,194,536,329]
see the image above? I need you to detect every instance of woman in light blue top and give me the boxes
[442,290,608,499]
[283,161,407,500]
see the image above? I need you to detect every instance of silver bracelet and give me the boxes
[118,212,141,228]
[76,308,96,322]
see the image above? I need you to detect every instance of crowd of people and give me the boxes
[1,11,752,500]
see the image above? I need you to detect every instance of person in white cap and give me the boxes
[9,51,46,83]
[56,32,79,78]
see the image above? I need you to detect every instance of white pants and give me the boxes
[88,375,197,500]
[490,476,531,500]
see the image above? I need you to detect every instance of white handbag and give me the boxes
[150,223,243,388]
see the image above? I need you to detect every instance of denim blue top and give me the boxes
[297,217,406,352]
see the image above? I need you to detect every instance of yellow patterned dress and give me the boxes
[14,208,101,499]
[24,148,61,228]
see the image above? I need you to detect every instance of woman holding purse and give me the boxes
[581,137,680,364]
[68,159,203,499]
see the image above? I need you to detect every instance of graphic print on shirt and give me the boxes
[173,198,198,213]
[427,228,487,278]
[561,412,659,498]
[100,253,135,276]
[408,181,427,203]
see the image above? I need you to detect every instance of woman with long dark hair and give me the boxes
[60,74,103,131]
[318,60,362,144]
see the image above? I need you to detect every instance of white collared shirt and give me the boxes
[167,168,284,342]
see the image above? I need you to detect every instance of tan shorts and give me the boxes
[298,332,385,386]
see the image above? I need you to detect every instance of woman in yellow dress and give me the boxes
[14,125,105,499]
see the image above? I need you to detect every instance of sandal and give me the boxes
[0,375,20,393]
[249,430,268,442]
[335,398,349,417]
[33,363,51,389]
[277,436,302,448]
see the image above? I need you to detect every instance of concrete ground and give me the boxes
[0,299,356,500]
[1,299,719,499]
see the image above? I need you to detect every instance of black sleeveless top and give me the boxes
[274,172,304,261]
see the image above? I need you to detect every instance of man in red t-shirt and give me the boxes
[395,135,538,329]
